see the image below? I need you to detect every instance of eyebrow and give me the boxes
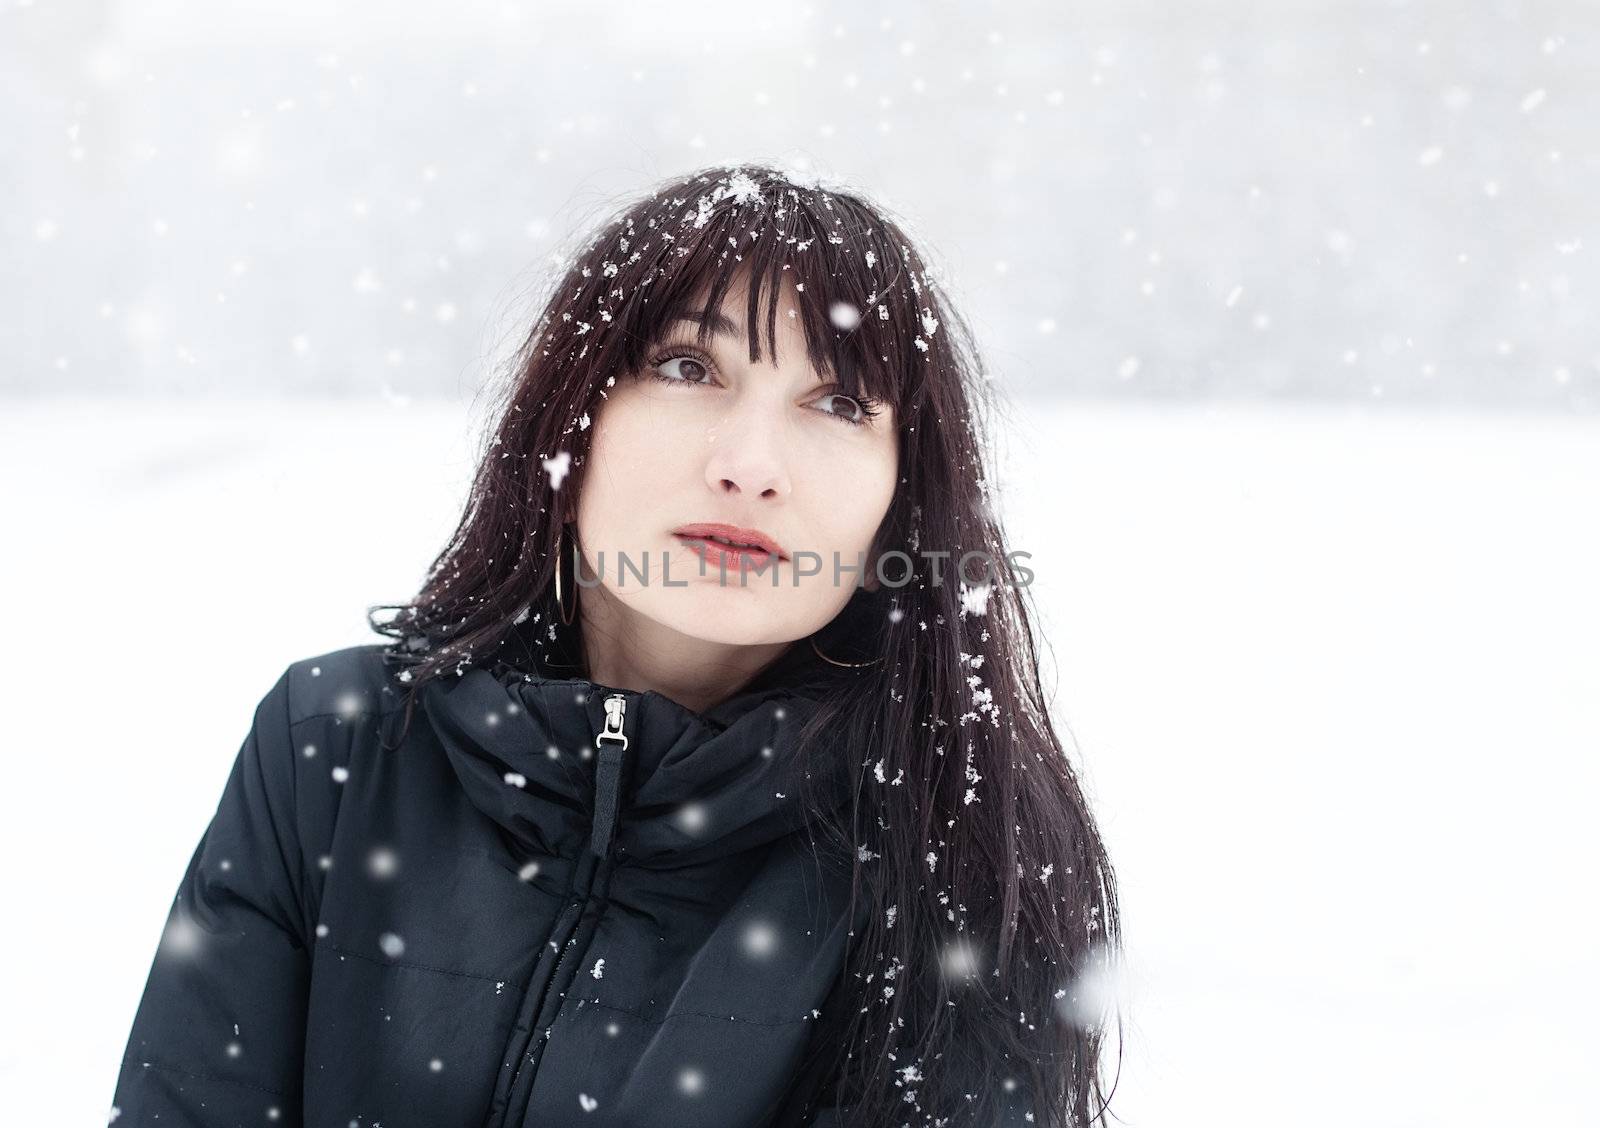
[666,308,853,393]
[672,308,744,339]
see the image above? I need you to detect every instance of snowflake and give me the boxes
[959,583,993,617]
[725,170,763,204]
[542,450,572,490]
[777,161,856,195]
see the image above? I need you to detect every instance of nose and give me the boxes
[701,399,793,500]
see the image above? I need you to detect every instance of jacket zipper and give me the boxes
[588,693,629,857]
[485,691,631,1128]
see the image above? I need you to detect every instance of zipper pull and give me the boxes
[589,692,629,859]
[597,693,629,751]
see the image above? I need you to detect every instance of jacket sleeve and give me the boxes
[109,665,313,1126]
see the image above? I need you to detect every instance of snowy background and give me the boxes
[2,1,1597,1126]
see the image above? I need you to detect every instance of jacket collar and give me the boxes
[417,645,851,867]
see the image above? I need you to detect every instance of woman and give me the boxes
[110,163,1121,1127]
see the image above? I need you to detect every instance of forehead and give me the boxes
[673,267,799,331]
[664,274,826,373]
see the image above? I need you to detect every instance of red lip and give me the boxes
[672,522,789,561]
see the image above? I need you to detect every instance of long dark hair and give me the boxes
[368,162,1122,1127]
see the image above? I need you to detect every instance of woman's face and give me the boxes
[575,270,899,648]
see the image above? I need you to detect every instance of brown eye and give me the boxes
[649,352,713,384]
[813,389,883,428]
[817,393,865,424]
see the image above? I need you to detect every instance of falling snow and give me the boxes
[367,846,398,878]
[54,26,1599,1121]
[542,451,572,490]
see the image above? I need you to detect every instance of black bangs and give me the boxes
[595,166,928,419]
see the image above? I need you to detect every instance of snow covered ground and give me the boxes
[1,395,1595,1126]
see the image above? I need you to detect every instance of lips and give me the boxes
[671,522,789,561]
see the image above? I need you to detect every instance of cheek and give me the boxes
[588,393,654,471]
[576,397,669,543]
[810,441,898,554]
[588,391,694,490]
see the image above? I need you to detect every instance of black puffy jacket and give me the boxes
[109,640,891,1127]
[110,639,1042,1126]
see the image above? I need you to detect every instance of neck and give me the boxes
[575,588,795,716]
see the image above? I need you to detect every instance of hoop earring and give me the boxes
[809,633,883,669]
[555,525,578,626]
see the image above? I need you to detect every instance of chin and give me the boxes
[641,597,798,647]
